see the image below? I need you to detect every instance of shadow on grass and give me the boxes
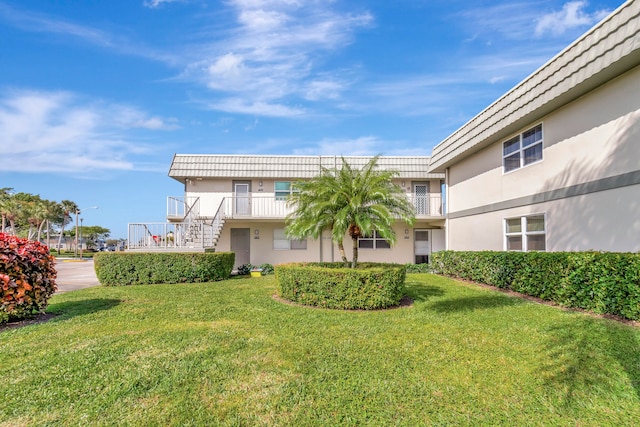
[429,294,524,313]
[48,298,121,320]
[543,318,640,403]
[404,282,445,303]
[1,299,121,331]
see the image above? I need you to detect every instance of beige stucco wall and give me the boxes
[448,184,640,252]
[448,64,640,214]
[446,64,640,252]
[215,221,446,265]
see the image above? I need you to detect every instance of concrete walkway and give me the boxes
[55,259,101,293]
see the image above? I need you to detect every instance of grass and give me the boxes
[1,274,639,426]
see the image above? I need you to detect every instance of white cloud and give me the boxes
[457,2,545,41]
[143,0,186,8]
[0,2,178,64]
[292,136,430,156]
[0,89,176,173]
[535,1,611,37]
[185,0,373,117]
[0,2,113,47]
[206,98,305,117]
[457,1,611,41]
[304,79,345,101]
[238,9,290,31]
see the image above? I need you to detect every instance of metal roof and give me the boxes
[168,155,443,182]
[429,0,640,172]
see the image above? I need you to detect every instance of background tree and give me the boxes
[0,188,14,233]
[286,156,415,268]
[0,194,22,236]
[56,200,78,253]
[76,226,110,249]
[38,199,63,244]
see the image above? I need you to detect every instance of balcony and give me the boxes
[167,192,444,221]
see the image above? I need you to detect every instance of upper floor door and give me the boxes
[413,182,430,215]
[234,181,251,215]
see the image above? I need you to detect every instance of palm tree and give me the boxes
[0,196,22,236]
[26,198,48,240]
[37,199,63,244]
[56,200,78,254]
[0,187,13,233]
[286,156,416,268]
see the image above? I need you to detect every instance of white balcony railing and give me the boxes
[222,194,295,219]
[128,222,218,250]
[406,193,443,217]
[167,196,200,221]
[166,192,444,221]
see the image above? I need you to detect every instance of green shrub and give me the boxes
[1,233,57,323]
[432,251,640,320]
[405,263,431,273]
[259,263,275,275]
[236,263,252,275]
[275,262,406,310]
[94,252,234,286]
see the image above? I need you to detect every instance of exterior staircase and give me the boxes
[127,196,225,251]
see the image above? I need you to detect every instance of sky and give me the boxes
[0,0,624,239]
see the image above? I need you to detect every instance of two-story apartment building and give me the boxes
[128,0,640,264]
[129,155,446,267]
[429,0,640,253]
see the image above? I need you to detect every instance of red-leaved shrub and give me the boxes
[0,233,57,323]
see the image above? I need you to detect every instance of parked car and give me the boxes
[107,245,116,252]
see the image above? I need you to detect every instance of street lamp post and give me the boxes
[75,206,98,258]
[80,218,84,259]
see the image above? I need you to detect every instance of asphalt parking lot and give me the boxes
[55,259,101,293]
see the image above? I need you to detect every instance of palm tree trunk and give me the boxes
[337,241,348,267]
[351,236,358,268]
[37,220,47,242]
[56,216,68,254]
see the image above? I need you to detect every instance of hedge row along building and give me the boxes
[128,0,640,269]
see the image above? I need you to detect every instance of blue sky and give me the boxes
[0,0,623,238]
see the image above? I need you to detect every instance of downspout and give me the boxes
[445,167,450,250]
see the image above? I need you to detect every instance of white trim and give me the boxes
[503,212,547,252]
[502,123,544,175]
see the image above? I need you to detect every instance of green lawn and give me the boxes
[1,274,639,426]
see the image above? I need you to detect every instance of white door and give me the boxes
[413,183,429,215]
[234,183,250,215]
[414,229,431,264]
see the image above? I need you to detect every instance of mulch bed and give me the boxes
[0,313,58,332]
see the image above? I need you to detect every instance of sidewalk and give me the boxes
[55,259,101,293]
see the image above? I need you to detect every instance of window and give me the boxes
[273,228,307,250]
[503,124,543,172]
[358,231,391,249]
[505,215,546,251]
[275,181,295,201]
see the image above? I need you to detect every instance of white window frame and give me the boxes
[273,228,307,250]
[504,214,546,252]
[275,181,297,201]
[358,231,391,250]
[502,123,543,173]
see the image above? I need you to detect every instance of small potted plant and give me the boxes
[250,266,263,278]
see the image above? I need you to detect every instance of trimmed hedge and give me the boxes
[94,252,235,286]
[276,262,406,310]
[405,263,432,273]
[431,251,640,320]
[1,233,57,324]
